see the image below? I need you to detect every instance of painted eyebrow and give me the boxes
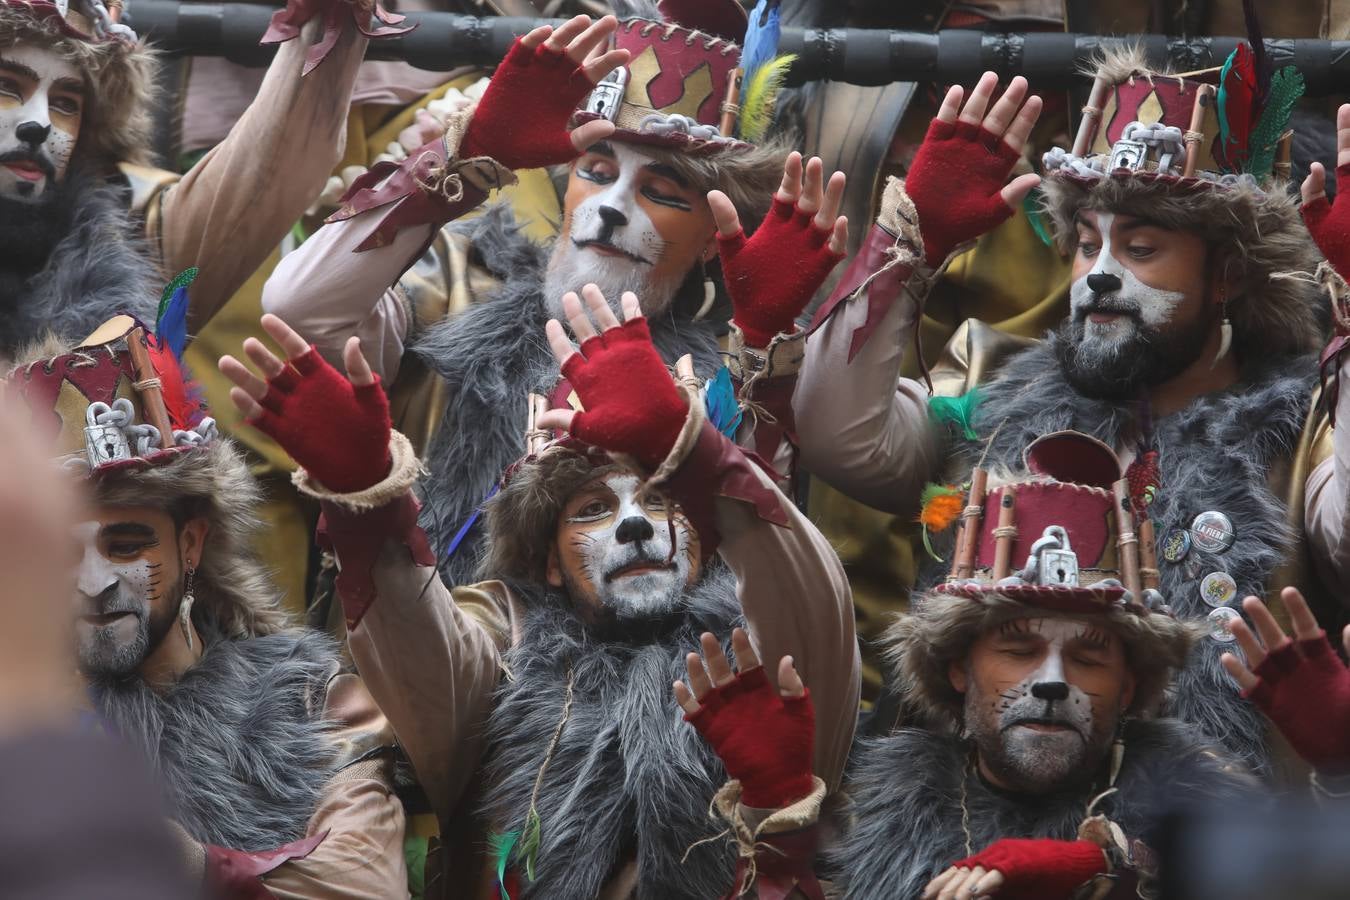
[0,58,39,82]
[51,77,85,97]
[587,141,616,159]
[643,162,690,188]
[100,523,158,540]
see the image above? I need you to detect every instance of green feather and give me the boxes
[921,525,943,562]
[928,389,981,440]
[157,267,198,322]
[1246,66,1304,181]
[1021,189,1052,247]
[519,807,543,882]
[488,830,519,900]
[739,53,795,142]
[1216,49,1237,163]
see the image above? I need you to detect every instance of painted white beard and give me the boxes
[543,241,685,321]
[72,522,159,676]
[1069,211,1188,330]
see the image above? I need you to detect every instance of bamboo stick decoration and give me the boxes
[1274,130,1294,180]
[719,68,743,136]
[951,469,988,580]
[525,393,549,456]
[1182,84,1214,178]
[1112,480,1143,600]
[1072,75,1112,158]
[1138,518,1160,591]
[991,488,1017,581]
[126,327,174,451]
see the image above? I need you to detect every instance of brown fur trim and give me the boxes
[883,592,1197,729]
[0,8,157,167]
[92,439,294,638]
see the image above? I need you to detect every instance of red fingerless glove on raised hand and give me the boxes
[685,666,816,809]
[1303,164,1350,286]
[248,349,393,494]
[720,196,846,348]
[907,118,1021,265]
[460,38,595,170]
[562,318,688,469]
[951,839,1107,900]
[1242,632,1350,774]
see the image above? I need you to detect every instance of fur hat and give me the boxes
[0,1,156,167]
[1039,46,1323,358]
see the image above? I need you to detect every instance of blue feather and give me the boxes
[156,285,190,360]
[704,367,743,439]
[739,0,781,84]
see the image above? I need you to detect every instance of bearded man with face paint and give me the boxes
[794,47,1350,772]
[219,291,859,898]
[261,2,848,588]
[673,433,1259,900]
[0,0,392,359]
[5,315,411,898]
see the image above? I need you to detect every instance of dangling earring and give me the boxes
[179,564,196,652]
[1211,290,1232,369]
[693,258,716,321]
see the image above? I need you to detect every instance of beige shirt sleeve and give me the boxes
[1304,359,1350,597]
[262,762,409,899]
[157,21,368,332]
[262,208,437,382]
[793,277,938,515]
[344,537,509,825]
[716,465,860,793]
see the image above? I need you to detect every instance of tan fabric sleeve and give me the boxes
[344,540,511,825]
[1304,358,1350,597]
[158,20,368,332]
[261,762,409,899]
[793,274,938,515]
[715,465,860,793]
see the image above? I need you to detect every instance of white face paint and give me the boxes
[545,143,689,319]
[1069,211,1189,347]
[0,43,84,202]
[556,472,699,619]
[72,519,164,677]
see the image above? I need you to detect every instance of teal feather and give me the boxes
[156,267,198,323]
[704,367,744,438]
[1022,189,1052,247]
[488,830,519,900]
[1216,50,1236,163]
[928,389,980,440]
[1246,66,1304,181]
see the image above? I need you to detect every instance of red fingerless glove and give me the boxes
[720,196,846,348]
[248,349,393,494]
[907,118,1021,265]
[1242,632,1350,774]
[685,666,815,809]
[951,838,1107,900]
[561,318,688,469]
[1303,164,1350,288]
[461,38,595,170]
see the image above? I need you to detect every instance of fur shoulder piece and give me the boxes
[91,628,344,852]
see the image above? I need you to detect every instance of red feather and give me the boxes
[146,335,205,431]
[1217,42,1257,172]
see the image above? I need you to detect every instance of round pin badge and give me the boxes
[1190,511,1235,553]
[1199,572,1237,608]
[1161,528,1191,563]
[1207,607,1242,643]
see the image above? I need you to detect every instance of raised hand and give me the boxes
[1302,103,1350,291]
[219,315,392,494]
[710,152,848,348]
[538,285,688,469]
[675,627,814,809]
[924,838,1107,900]
[1221,587,1350,774]
[460,15,630,170]
[907,72,1043,265]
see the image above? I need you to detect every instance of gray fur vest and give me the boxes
[411,206,724,587]
[956,335,1318,772]
[89,627,341,852]
[0,175,159,359]
[479,565,742,899]
[831,718,1258,899]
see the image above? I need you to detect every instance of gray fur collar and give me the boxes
[0,174,159,359]
[411,205,725,586]
[831,718,1258,899]
[480,564,742,899]
[89,627,341,852]
[956,335,1318,772]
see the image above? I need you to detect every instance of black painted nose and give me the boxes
[15,120,50,147]
[1031,681,1070,702]
[1086,272,1122,295]
[597,205,628,228]
[615,515,654,544]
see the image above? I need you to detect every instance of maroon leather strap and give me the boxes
[204,831,327,899]
[809,222,917,363]
[726,825,826,900]
[317,492,436,630]
[659,421,789,559]
[736,373,797,476]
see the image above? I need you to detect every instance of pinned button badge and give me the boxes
[1161,528,1191,563]
[1190,511,1235,553]
[1200,572,1237,608]
[1207,607,1242,643]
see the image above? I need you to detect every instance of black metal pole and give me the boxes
[122,2,1350,96]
